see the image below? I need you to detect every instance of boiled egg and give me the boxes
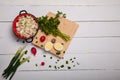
[45,42,53,51]
[54,42,63,51]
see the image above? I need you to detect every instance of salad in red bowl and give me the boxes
[13,10,38,43]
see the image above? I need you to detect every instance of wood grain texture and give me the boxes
[0,6,120,21]
[0,70,118,80]
[0,1,120,79]
[0,0,120,6]
[0,22,120,54]
[0,53,120,71]
[1,22,120,38]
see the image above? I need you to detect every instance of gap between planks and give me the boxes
[75,36,120,38]
[1,36,120,39]
[1,52,120,55]
[19,68,120,72]
[19,69,106,72]
[1,4,120,7]
[1,20,120,22]
[1,21,120,38]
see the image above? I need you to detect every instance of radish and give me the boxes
[40,36,46,42]
[31,47,37,56]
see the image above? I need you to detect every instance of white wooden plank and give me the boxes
[0,53,120,72]
[1,22,120,54]
[9,70,120,80]
[0,0,120,6]
[76,22,120,37]
[0,6,120,21]
[1,22,120,38]
[1,34,120,54]
[69,38,120,53]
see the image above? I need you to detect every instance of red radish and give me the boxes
[41,62,45,66]
[40,36,46,42]
[31,47,37,56]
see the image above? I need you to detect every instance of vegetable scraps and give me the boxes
[37,11,70,42]
[41,54,80,70]
[2,46,30,80]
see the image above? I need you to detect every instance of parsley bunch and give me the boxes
[37,11,70,42]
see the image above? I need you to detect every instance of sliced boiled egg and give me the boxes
[45,42,53,51]
[54,42,63,51]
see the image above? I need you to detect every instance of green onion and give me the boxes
[56,51,61,55]
[2,47,25,77]
[66,61,69,64]
[68,66,71,69]
[60,65,64,68]
[2,46,30,80]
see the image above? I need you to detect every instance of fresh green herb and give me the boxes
[25,52,27,55]
[61,43,64,45]
[23,58,25,60]
[73,57,76,59]
[49,65,52,68]
[41,45,43,48]
[50,56,52,59]
[68,66,71,69]
[56,11,66,18]
[54,66,57,69]
[27,60,30,63]
[58,67,60,69]
[73,65,75,67]
[57,59,60,62]
[72,61,74,63]
[2,46,30,80]
[35,41,38,43]
[37,11,70,41]
[77,62,80,65]
[22,40,25,43]
[70,58,72,61]
[43,55,46,57]
[63,51,65,53]
[66,61,69,64]
[56,51,61,55]
[63,13,66,18]
[60,65,64,68]
[35,64,38,67]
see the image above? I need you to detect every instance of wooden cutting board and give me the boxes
[32,12,79,58]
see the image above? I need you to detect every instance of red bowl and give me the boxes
[13,10,38,40]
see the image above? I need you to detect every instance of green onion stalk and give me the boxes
[2,46,30,80]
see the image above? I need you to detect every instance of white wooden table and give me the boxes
[0,0,120,80]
